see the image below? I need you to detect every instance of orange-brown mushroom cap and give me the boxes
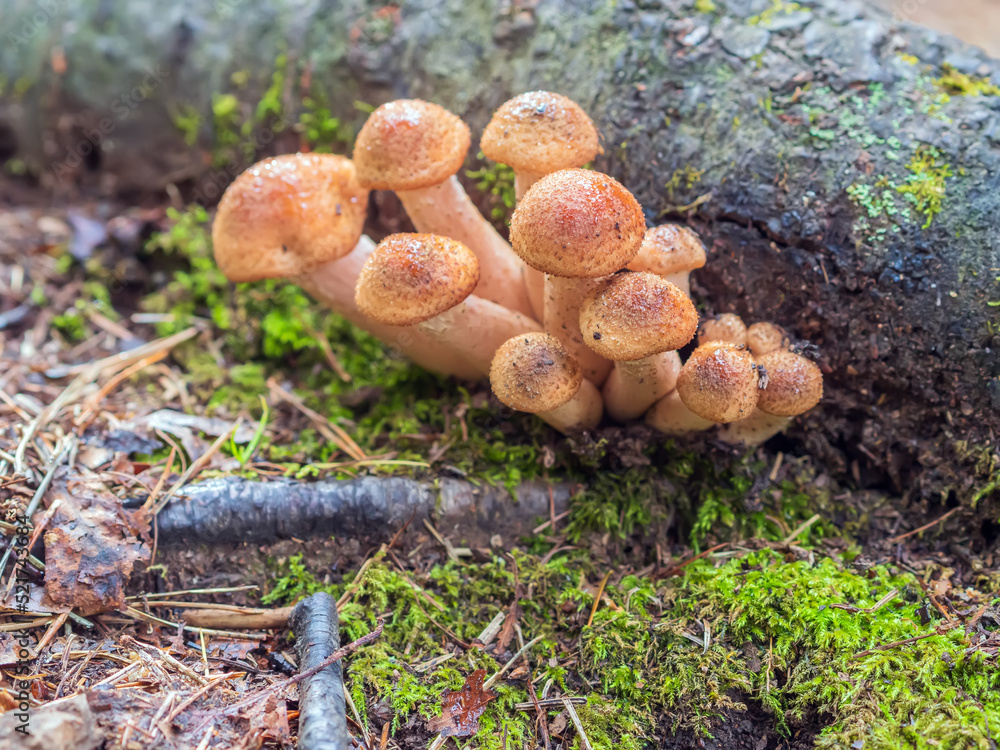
[490,332,583,413]
[353,100,471,191]
[355,233,480,327]
[212,153,369,282]
[755,350,823,416]
[698,313,748,347]
[579,272,698,361]
[628,225,707,276]
[676,342,759,423]
[509,169,645,277]
[480,91,601,174]
[746,322,788,357]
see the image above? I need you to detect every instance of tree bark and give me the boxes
[2,0,999,506]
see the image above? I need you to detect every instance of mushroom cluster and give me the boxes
[211,93,823,445]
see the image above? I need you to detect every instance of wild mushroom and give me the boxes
[212,153,479,379]
[627,225,707,296]
[645,390,715,435]
[579,272,697,421]
[489,332,602,434]
[354,233,541,376]
[352,99,533,316]
[509,168,646,385]
[698,313,748,347]
[481,91,602,319]
[718,349,823,446]
[746,322,788,357]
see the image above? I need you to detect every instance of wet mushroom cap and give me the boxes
[698,313,748,346]
[628,225,707,276]
[355,233,480,327]
[212,153,369,282]
[676,342,759,423]
[480,91,601,174]
[579,272,698,360]
[509,169,646,277]
[746,322,788,356]
[490,332,583,413]
[755,350,823,416]
[353,100,471,191]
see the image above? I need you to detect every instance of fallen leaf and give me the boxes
[425,669,496,737]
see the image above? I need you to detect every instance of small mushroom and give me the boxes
[746,322,789,357]
[212,153,479,378]
[676,341,759,423]
[718,349,823,446]
[627,225,707,296]
[645,390,716,435]
[698,313,748,347]
[353,100,533,317]
[579,272,698,421]
[490,332,603,434]
[510,169,646,385]
[354,234,541,377]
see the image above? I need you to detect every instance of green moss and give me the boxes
[896,145,952,228]
[933,64,1000,98]
[693,0,716,13]
[467,153,517,226]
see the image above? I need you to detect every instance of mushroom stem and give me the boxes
[396,176,534,317]
[544,275,613,385]
[604,351,682,422]
[417,296,542,376]
[664,272,692,297]
[293,236,482,379]
[514,171,544,200]
[717,409,791,446]
[645,390,715,436]
[524,267,546,324]
[541,378,603,434]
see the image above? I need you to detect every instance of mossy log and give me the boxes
[2,0,1000,506]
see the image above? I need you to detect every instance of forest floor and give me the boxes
[0,174,997,750]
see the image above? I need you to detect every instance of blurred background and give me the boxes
[871,0,1000,56]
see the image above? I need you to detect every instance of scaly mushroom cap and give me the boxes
[353,100,471,191]
[355,233,480,327]
[490,332,583,413]
[676,342,759,423]
[579,272,698,361]
[480,91,601,174]
[509,169,645,277]
[212,153,369,282]
[698,313,748,347]
[628,225,707,276]
[756,350,823,416]
[746,322,788,356]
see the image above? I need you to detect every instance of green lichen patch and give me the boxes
[264,546,998,749]
[896,146,952,229]
[933,64,1000,99]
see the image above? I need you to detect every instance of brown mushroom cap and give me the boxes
[212,153,369,282]
[355,233,480,327]
[509,169,645,277]
[579,272,698,361]
[490,332,583,413]
[676,342,759,423]
[628,225,707,276]
[353,100,470,191]
[698,313,748,347]
[480,91,601,174]
[756,350,823,416]
[746,322,788,356]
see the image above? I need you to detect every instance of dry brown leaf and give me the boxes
[425,669,497,737]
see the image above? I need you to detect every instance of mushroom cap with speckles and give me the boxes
[756,350,823,416]
[698,313,748,347]
[355,233,480,327]
[676,342,759,423]
[628,225,707,276]
[353,100,470,191]
[509,169,645,278]
[490,332,583,413]
[212,153,369,282]
[579,272,698,361]
[480,91,601,174]
[746,322,788,356]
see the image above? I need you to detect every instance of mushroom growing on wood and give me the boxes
[627,224,707,296]
[212,153,480,379]
[718,349,823,446]
[481,91,602,321]
[509,168,646,385]
[676,341,759,423]
[579,271,697,421]
[353,99,533,317]
[490,332,603,434]
[698,313,748,347]
[354,233,541,376]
